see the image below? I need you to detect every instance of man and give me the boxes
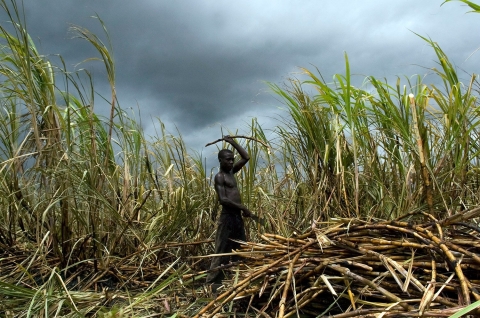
[206,135,252,287]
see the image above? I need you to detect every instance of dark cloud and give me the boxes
[1,0,480,152]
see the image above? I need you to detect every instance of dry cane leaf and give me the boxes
[402,249,415,292]
[375,301,401,318]
[432,272,455,303]
[379,255,404,291]
[164,298,171,313]
[384,256,424,292]
[419,281,435,316]
[259,275,269,298]
[314,228,334,253]
[321,274,338,296]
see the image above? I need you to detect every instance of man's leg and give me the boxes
[230,214,246,263]
[206,215,231,284]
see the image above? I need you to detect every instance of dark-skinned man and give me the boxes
[206,135,252,290]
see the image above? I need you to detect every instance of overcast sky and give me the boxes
[3,1,480,157]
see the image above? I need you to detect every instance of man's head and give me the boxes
[218,149,234,171]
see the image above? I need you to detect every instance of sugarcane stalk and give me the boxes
[205,135,270,149]
[439,206,480,226]
[278,252,301,318]
[339,260,373,271]
[260,234,290,247]
[344,277,357,310]
[195,240,316,317]
[284,285,323,308]
[465,277,480,301]
[329,264,413,311]
[444,241,480,265]
[419,259,437,315]
[328,308,398,318]
[346,237,431,249]
[284,288,325,318]
[413,225,471,305]
[196,215,480,316]
[409,93,434,219]
[264,233,310,245]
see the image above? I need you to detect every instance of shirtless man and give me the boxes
[206,136,252,286]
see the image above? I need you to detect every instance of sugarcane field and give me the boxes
[2,0,480,317]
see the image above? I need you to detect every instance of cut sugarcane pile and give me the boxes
[197,208,480,317]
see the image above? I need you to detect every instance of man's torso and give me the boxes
[218,171,242,213]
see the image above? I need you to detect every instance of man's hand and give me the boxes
[223,135,235,144]
[242,209,252,218]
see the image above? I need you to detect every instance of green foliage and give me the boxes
[448,299,480,318]
[0,0,480,316]
[270,40,480,221]
[0,0,217,315]
[443,0,480,12]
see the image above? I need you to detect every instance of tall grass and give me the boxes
[269,42,480,224]
[0,1,217,315]
[0,0,479,315]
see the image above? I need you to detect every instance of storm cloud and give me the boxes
[3,0,480,151]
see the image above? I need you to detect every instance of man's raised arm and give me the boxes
[223,135,250,173]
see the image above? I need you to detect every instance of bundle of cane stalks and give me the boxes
[196,207,480,317]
